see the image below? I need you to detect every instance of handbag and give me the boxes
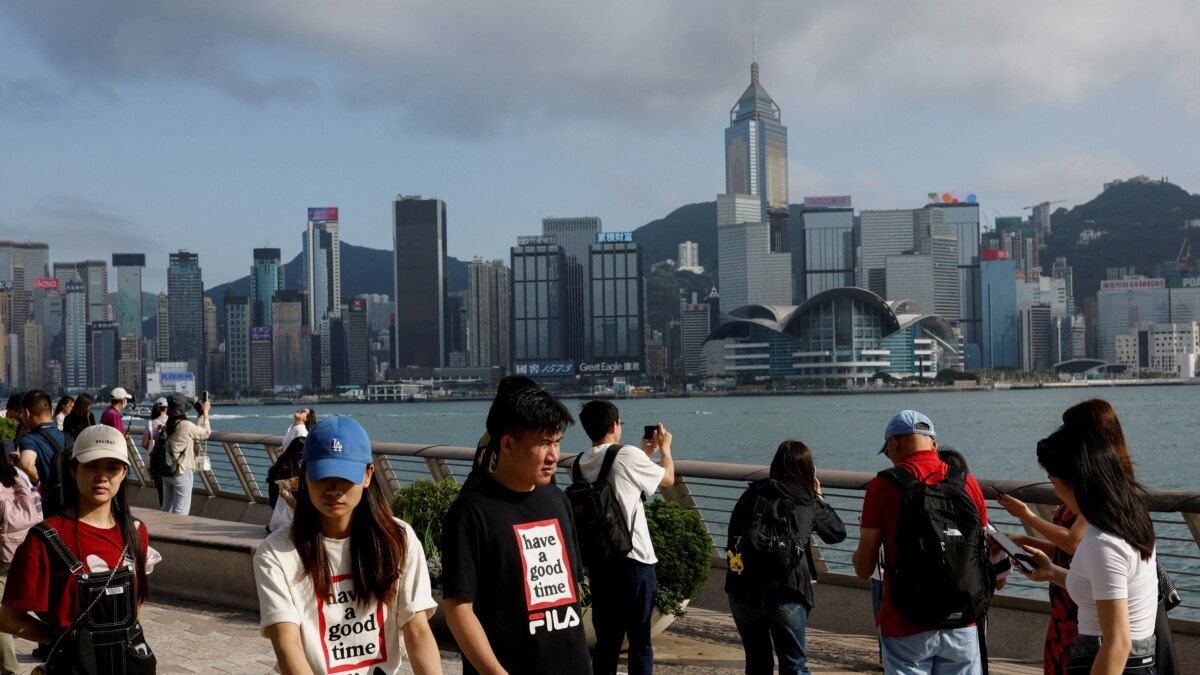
[1158,560,1182,611]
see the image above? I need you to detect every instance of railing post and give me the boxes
[223,441,262,501]
[373,455,403,498]
[1184,513,1200,553]
[424,457,456,482]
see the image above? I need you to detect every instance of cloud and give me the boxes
[8,195,166,259]
[5,1,1194,135]
[978,152,1140,210]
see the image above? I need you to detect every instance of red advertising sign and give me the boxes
[308,207,339,222]
[981,250,1010,261]
[34,277,60,290]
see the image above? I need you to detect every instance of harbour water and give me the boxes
[205,384,1200,489]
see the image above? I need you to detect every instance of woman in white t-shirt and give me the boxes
[1020,422,1158,675]
[281,408,316,451]
[253,416,441,675]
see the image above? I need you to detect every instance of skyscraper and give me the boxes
[346,298,370,385]
[542,217,602,362]
[800,207,855,300]
[392,196,447,368]
[303,209,341,328]
[725,62,789,251]
[859,209,916,297]
[250,248,284,328]
[272,290,305,389]
[53,260,108,324]
[88,321,119,388]
[717,193,791,312]
[167,251,205,385]
[112,254,145,339]
[511,238,568,364]
[224,294,250,389]
[467,258,511,368]
[587,237,644,370]
[155,293,170,362]
[64,280,88,390]
[924,202,982,363]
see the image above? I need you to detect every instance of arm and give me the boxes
[0,605,52,644]
[3,481,42,532]
[648,425,674,487]
[444,598,507,675]
[263,622,316,675]
[811,487,847,544]
[401,611,443,675]
[1092,598,1133,675]
[853,527,883,579]
[17,451,39,485]
[997,494,1086,555]
[1016,545,1068,587]
[141,426,152,450]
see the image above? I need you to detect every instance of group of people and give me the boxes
[0,381,1180,675]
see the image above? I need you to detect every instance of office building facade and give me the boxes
[64,280,88,390]
[88,320,120,389]
[167,251,205,385]
[392,196,447,368]
[224,294,250,389]
[859,209,916,297]
[542,217,601,363]
[587,238,644,369]
[304,209,341,327]
[112,254,145,339]
[725,62,789,252]
[511,239,568,364]
[272,290,305,389]
[800,208,855,301]
[250,248,284,328]
[980,251,1019,369]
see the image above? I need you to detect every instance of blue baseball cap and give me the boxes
[879,410,936,454]
[305,416,373,483]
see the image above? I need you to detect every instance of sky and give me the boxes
[2,1,1198,293]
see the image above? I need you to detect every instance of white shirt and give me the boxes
[1065,524,1158,640]
[253,519,436,674]
[281,424,308,452]
[576,443,665,565]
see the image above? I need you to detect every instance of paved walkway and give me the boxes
[11,599,1041,674]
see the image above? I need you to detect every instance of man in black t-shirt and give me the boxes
[442,386,590,675]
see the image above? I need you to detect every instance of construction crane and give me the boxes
[1022,199,1066,210]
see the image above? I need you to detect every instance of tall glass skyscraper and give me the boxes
[304,209,341,328]
[800,208,855,300]
[587,239,644,366]
[725,62,789,252]
[250,248,284,328]
[112,254,145,339]
[511,239,567,363]
[542,217,601,362]
[392,196,447,368]
[64,280,88,390]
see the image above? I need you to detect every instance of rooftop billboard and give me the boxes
[307,207,339,222]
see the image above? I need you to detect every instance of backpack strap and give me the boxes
[571,453,584,482]
[879,466,922,494]
[32,427,64,454]
[943,465,967,490]
[594,444,624,485]
[31,523,84,575]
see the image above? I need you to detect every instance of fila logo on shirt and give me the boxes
[528,606,580,635]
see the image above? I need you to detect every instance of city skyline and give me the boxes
[3,3,1198,291]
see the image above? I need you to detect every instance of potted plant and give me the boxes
[391,479,461,633]
[581,498,711,646]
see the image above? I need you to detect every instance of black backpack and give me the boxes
[728,490,804,575]
[33,427,74,517]
[880,465,993,629]
[148,432,179,478]
[565,445,633,568]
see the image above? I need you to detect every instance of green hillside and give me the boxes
[1041,180,1200,304]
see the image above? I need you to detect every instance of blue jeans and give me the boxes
[161,470,194,515]
[880,627,981,675]
[728,589,811,675]
[590,558,656,675]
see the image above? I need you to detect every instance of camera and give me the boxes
[643,425,657,441]
[193,391,210,415]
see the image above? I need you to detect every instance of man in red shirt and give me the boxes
[852,410,989,675]
[99,387,134,438]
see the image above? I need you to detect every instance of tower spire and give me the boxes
[751,61,759,85]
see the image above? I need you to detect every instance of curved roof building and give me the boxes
[701,287,959,381]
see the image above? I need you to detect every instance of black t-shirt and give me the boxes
[442,476,590,675]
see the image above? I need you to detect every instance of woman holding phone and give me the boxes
[1017,421,1157,675]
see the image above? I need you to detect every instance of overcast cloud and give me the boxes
[2,1,1197,288]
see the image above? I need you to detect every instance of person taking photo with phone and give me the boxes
[159,393,210,515]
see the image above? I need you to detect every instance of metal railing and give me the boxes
[133,428,1200,628]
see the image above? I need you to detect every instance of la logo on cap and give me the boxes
[331,439,343,453]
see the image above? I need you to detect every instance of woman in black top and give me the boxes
[725,440,846,675]
[61,393,95,440]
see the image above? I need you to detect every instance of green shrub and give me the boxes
[646,498,711,616]
[391,479,460,581]
[0,418,18,441]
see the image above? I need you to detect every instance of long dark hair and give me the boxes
[303,409,317,431]
[1062,399,1134,478]
[290,470,408,608]
[1037,422,1155,560]
[0,445,17,488]
[54,396,73,417]
[67,393,94,422]
[164,413,187,439]
[62,459,150,603]
[769,440,817,492]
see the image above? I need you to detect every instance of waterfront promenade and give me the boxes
[9,596,1043,674]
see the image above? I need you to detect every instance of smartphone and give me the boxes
[988,528,1036,573]
[201,391,210,403]
[643,425,657,441]
[992,485,1006,499]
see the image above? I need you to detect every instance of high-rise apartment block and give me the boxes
[678,242,703,274]
[467,258,511,368]
[392,196,447,369]
[224,294,250,389]
[64,280,88,390]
